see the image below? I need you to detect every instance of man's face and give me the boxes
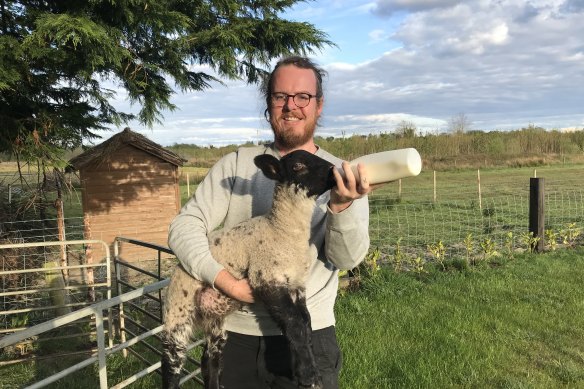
[269,65,323,150]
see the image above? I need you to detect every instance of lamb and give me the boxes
[161,149,337,389]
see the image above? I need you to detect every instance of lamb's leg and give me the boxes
[198,287,240,389]
[161,332,188,389]
[254,285,322,389]
[161,302,196,389]
[161,268,201,389]
[201,320,227,389]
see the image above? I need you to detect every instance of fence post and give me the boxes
[529,177,545,252]
[187,172,190,197]
[433,171,437,203]
[398,179,402,200]
[477,169,482,210]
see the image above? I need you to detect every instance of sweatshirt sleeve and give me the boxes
[324,196,370,270]
[167,152,237,285]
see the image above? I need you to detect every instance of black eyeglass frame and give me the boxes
[270,92,318,108]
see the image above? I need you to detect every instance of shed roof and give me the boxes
[68,128,185,170]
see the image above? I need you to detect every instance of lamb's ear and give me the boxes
[254,154,283,181]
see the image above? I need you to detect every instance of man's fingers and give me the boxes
[356,163,370,194]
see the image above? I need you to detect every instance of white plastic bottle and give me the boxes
[345,148,422,185]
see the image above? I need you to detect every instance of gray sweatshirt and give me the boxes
[168,144,370,335]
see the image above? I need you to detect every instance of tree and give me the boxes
[395,120,417,138]
[448,113,472,134]
[0,0,333,163]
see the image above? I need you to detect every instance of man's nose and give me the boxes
[282,95,295,110]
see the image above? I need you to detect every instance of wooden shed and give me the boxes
[69,128,185,261]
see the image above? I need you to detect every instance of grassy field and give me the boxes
[3,248,583,388]
[336,248,584,388]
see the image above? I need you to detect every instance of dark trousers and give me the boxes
[219,326,343,389]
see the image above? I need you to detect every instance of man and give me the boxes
[168,56,371,388]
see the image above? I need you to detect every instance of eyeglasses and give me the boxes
[270,92,317,108]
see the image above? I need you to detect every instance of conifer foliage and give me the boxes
[0,0,332,160]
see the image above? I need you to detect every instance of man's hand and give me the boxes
[213,269,255,303]
[329,162,375,213]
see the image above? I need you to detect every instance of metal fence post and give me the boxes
[529,177,545,252]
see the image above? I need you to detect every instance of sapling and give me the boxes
[409,256,426,278]
[480,238,498,261]
[560,222,581,247]
[544,229,558,251]
[363,247,382,277]
[519,231,540,253]
[393,238,405,272]
[427,240,446,270]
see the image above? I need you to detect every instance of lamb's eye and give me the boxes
[292,162,306,172]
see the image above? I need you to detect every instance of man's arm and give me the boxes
[325,162,371,270]
[168,151,256,303]
[168,153,236,286]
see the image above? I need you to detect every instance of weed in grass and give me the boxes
[364,247,382,275]
[343,247,383,292]
[480,237,498,261]
[560,222,581,247]
[545,228,558,251]
[409,256,427,279]
[520,231,540,253]
[392,237,405,272]
[427,240,446,270]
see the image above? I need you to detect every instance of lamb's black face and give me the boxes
[254,150,336,197]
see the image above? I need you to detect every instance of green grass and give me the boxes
[3,250,584,388]
[336,248,584,388]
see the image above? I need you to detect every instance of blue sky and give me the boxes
[105,0,584,146]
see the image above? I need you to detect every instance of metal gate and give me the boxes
[0,238,203,388]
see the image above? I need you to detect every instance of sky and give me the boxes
[105,0,584,147]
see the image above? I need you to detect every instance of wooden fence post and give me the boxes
[186,173,190,197]
[477,169,482,210]
[398,179,402,200]
[529,177,545,252]
[433,171,437,203]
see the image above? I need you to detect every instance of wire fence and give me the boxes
[368,190,584,259]
[2,165,583,270]
[2,189,582,270]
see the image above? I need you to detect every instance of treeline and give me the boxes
[167,126,584,169]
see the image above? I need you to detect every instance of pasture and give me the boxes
[2,249,583,388]
[337,248,584,388]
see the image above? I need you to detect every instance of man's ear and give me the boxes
[254,154,283,181]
